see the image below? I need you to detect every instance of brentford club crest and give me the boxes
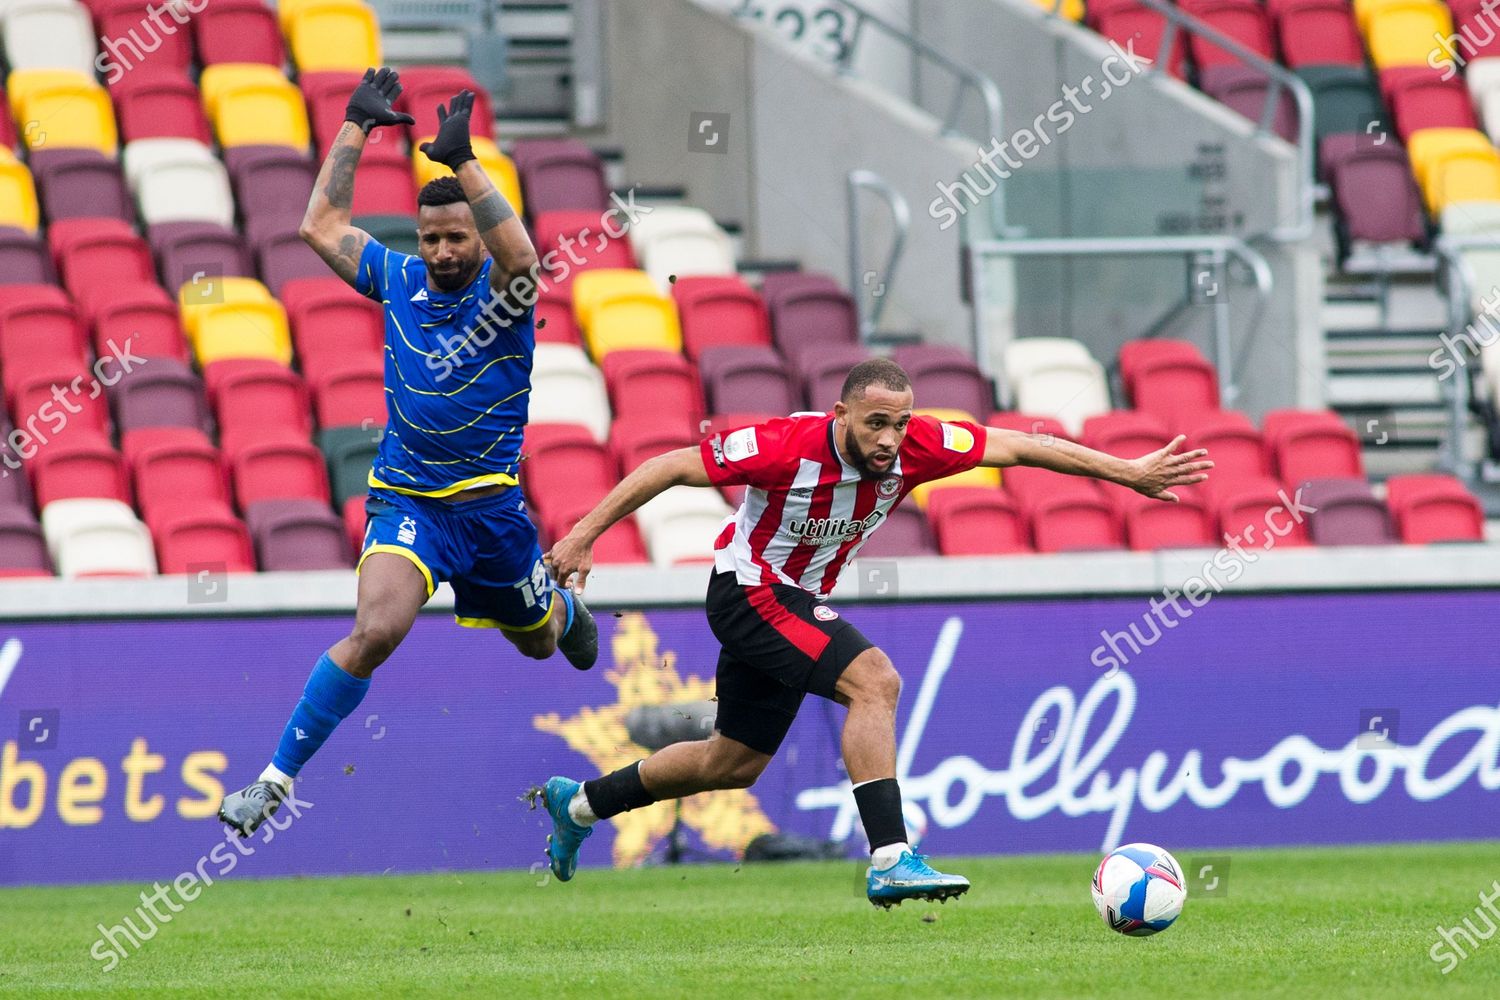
[877,476,902,500]
[813,605,839,622]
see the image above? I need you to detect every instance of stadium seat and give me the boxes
[301,71,407,164]
[190,299,293,367]
[1425,145,1500,212]
[1091,8,1187,79]
[1382,67,1479,142]
[27,148,134,224]
[1275,0,1366,67]
[9,364,110,438]
[395,66,496,141]
[908,460,1001,510]
[1449,0,1500,61]
[1385,473,1486,542]
[0,292,87,370]
[0,504,50,576]
[1299,478,1396,545]
[245,498,354,570]
[176,272,277,328]
[317,425,381,506]
[250,217,327,296]
[1178,0,1277,70]
[671,276,772,361]
[228,147,318,227]
[192,0,285,67]
[285,0,382,73]
[352,158,418,216]
[90,283,188,362]
[542,503,649,564]
[699,345,799,417]
[131,436,231,525]
[47,218,154,311]
[3,1,96,77]
[610,416,697,475]
[521,426,617,514]
[626,206,737,292]
[1024,483,1125,553]
[7,69,117,154]
[763,272,860,364]
[39,498,155,577]
[1297,67,1385,144]
[343,494,367,553]
[1406,127,1494,190]
[891,344,993,422]
[512,138,609,215]
[534,283,582,347]
[231,439,331,508]
[635,485,734,567]
[411,137,523,215]
[1263,409,1364,486]
[111,71,212,145]
[281,276,384,380]
[122,138,235,228]
[310,357,384,429]
[801,345,874,412]
[208,361,312,456]
[1199,67,1299,143]
[153,505,256,575]
[1185,410,1271,497]
[1083,411,1171,457]
[1002,338,1110,437]
[351,213,419,255]
[94,0,193,73]
[856,504,939,558]
[1321,137,1427,251]
[533,209,638,291]
[1120,491,1219,551]
[1215,476,1311,547]
[202,69,311,151]
[0,150,38,235]
[1122,349,1221,432]
[571,269,682,359]
[150,222,253,296]
[31,432,129,507]
[600,349,705,429]
[1365,0,1454,68]
[529,343,612,440]
[108,357,213,434]
[926,487,1031,555]
[0,228,51,285]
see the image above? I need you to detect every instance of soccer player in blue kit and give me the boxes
[219,68,597,835]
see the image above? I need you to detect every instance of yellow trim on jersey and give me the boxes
[358,544,435,598]
[385,385,530,435]
[456,596,556,633]
[367,470,519,497]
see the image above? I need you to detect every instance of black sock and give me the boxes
[583,761,656,820]
[853,777,907,852]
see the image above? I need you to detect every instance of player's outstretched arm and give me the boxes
[981,428,1213,503]
[299,67,414,286]
[419,90,539,294]
[547,447,711,591]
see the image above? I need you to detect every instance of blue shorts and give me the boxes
[358,486,555,632]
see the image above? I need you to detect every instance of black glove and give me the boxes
[419,90,477,170]
[344,67,415,134]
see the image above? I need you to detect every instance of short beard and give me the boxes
[431,259,480,292]
[842,428,888,480]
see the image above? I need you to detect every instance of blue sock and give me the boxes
[271,653,371,777]
[558,588,576,637]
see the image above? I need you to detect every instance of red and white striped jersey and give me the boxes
[699,413,988,598]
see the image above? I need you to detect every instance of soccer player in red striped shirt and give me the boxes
[540,358,1211,906]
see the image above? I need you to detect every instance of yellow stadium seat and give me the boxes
[0,147,39,234]
[275,0,322,31]
[1407,128,1494,190]
[571,269,681,359]
[178,277,275,337]
[192,301,294,367]
[198,64,288,119]
[412,138,525,216]
[1365,1,1454,68]
[5,69,116,154]
[206,73,311,150]
[915,407,979,425]
[1030,0,1084,20]
[287,0,381,73]
[1427,147,1500,213]
[571,269,660,329]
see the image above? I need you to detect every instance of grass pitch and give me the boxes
[1,842,1496,999]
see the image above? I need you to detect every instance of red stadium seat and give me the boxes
[512,138,610,216]
[1216,476,1311,547]
[1178,0,1277,70]
[310,357,384,429]
[1120,492,1219,550]
[395,66,496,141]
[1028,489,1124,553]
[89,283,189,362]
[206,361,313,457]
[352,159,418,216]
[132,437,231,526]
[988,412,1071,442]
[1262,409,1363,486]
[1449,0,1500,59]
[343,494,367,554]
[192,0,284,66]
[280,276,384,380]
[1381,67,1478,142]
[521,432,617,514]
[121,425,213,466]
[1385,473,1486,543]
[545,504,649,564]
[230,440,332,508]
[1002,464,1099,514]
[95,0,193,72]
[31,432,130,506]
[535,283,583,346]
[671,275,773,360]
[1091,8,1187,79]
[1273,0,1365,68]
[1186,410,1271,499]
[110,70,211,145]
[927,487,1031,555]
[533,209,637,290]
[1083,410,1171,457]
[301,71,404,161]
[153,504,256,574]
[0,294,87,371]
[9,364,110,439]
[1125,352,1221,433]
[47,219,156,312]
[600,349,705,429]
[610,416,697,475]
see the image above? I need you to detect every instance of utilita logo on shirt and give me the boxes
[789,510,885,545]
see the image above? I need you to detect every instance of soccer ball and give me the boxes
[1090,843,1186,936]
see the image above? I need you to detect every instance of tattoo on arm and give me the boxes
[469,189,516,233]
[324,144,360,212]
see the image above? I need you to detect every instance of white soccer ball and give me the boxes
[1090,843,1187,936]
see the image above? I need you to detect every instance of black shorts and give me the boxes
[704,570,874,756]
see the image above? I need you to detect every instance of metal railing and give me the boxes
[966,235,1275,405]
[1430,235,1500,481]
[846,169,910,341]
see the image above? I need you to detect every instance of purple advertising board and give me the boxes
[1,589,1498,886]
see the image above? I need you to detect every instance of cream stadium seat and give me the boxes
[626,206,737,293]
[3,0,95,76]
[40,498,156,578]
[122,138,235,227]
[1002,338,1110,437]
[529,343,612,441]
[636,485,733,567]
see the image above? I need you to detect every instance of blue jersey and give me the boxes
[354,238,534,497]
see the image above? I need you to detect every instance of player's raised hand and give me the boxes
[419,90,478,169]
[546,529,594,594]
[1126,435,1212,503]
[344,67,416,134]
